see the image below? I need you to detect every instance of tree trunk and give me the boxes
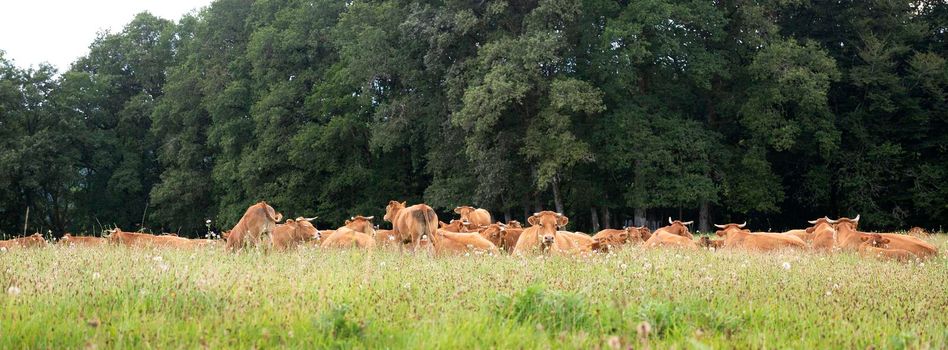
[504,208,512,224]
[699,201,711,233]
[603,207,612,229]
[551,174,564,214]
[634,208,646,227]
[533,192,542,213]
[590,207,600,233]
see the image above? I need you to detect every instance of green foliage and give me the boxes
[496,285,591,332]
[0,0,945,235]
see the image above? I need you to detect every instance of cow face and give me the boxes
[383,201,406,222]
[295,217,321,240]
[528,211,567,246]
[439,219,472,232]
[478,223,506,246]
[453,206,474,215]
[345,215,375,235]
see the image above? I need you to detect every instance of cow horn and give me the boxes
[668,217,674,224]
[303,217,317,221]
[807,219,818,224]
[556,213,563,217]
[682,220,694,225]
[738,221,746,228]
[852,214,859,222]
[533,212,540,217]
[364,216,374,220]
[713,224,726,229]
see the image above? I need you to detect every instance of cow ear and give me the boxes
[527,216,539,226]
[716,230,726,237]
[557,216,569,228]
[345,220,351,225]
[286,219,295,224]
[439,221,447,228]
[881,238,890,244]
[400,201,406,206]
[860,236,869,242]
[805,227,815,233]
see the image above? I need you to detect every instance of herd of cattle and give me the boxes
[0,201,940,262]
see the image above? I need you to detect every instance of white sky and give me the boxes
[0,0,214,72]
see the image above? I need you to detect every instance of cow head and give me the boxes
[627,226,651,243]
[860,233,889,248]
[478,223,506,246]
[383,201,406,222]
[439,219,472,232]
[528,211,567,247]
[453,206,475,215]
[25,233,47,247]
[344,215,375,235]
[665,217,695,239]
[713,222,748,238]
[293,217,320,240]
[833,215,860,231]
[699,236,725,249]
[506,220,523,229]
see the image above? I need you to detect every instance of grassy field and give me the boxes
[2,236,947,349]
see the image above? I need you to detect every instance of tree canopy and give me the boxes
[0,0,945,237]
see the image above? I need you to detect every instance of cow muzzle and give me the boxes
[542,235,555,245]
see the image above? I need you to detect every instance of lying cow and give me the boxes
[643,218,697,249]
[439,219,477,233]
[590,226,651,252]
[477,223,522,253]
[513,211,585,256]
[321,227,376,250]
[803,217,837,251]
[271,217,320,251]
[833,215,937,258]
[60,233,107,247]
[0,233,47,250]
[454,206,492,227]
[698,236,725,249]
[713,222,806,251]
[226,201,283,251]
[343,215,377,235]
[384,200,438,249]
[430,228,498,255]
[859,234,917,262]
[108,229,210,249]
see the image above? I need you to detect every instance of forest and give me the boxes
[0,0,945,237]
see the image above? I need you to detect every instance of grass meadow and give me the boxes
[2,236,947,349]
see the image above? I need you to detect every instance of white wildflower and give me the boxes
[781,262,791,270]
[620,263,628,269]
[7,286,21,296]
[92,272,101,279]
[152,256,163,262]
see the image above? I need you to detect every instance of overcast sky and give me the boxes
[0,0,214,72]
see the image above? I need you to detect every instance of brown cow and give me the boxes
[431,228,498,255]
[0,233,47,250]
[439,219,477,233]
[590,226,651,252]
[343,215,377,235]
[698,236,726,249]
[803,217,837,251]
[478,223,523,253]
[643,218,698,249]
[321,227,376,250]
[907,226,930,238]
[859,234,918,262]
[506,220,523,229]
[512,211,584,255]
[782,229,810,241]
[833,215,937,258]
[384,200,438,249]
[226,201,283,250]
[271,217,320,251]
[108,229,208,249]
[60,234,107,247]
[713,223,806,251]
[374,229,399,247]
[454,206,492,227]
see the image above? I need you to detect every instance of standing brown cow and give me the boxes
[225,201,283,251]
[384,200,438,250]
[453,206,492,227]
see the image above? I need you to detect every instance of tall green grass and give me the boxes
[2,237,947,348]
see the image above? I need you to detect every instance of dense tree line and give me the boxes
[1,0,945,237]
